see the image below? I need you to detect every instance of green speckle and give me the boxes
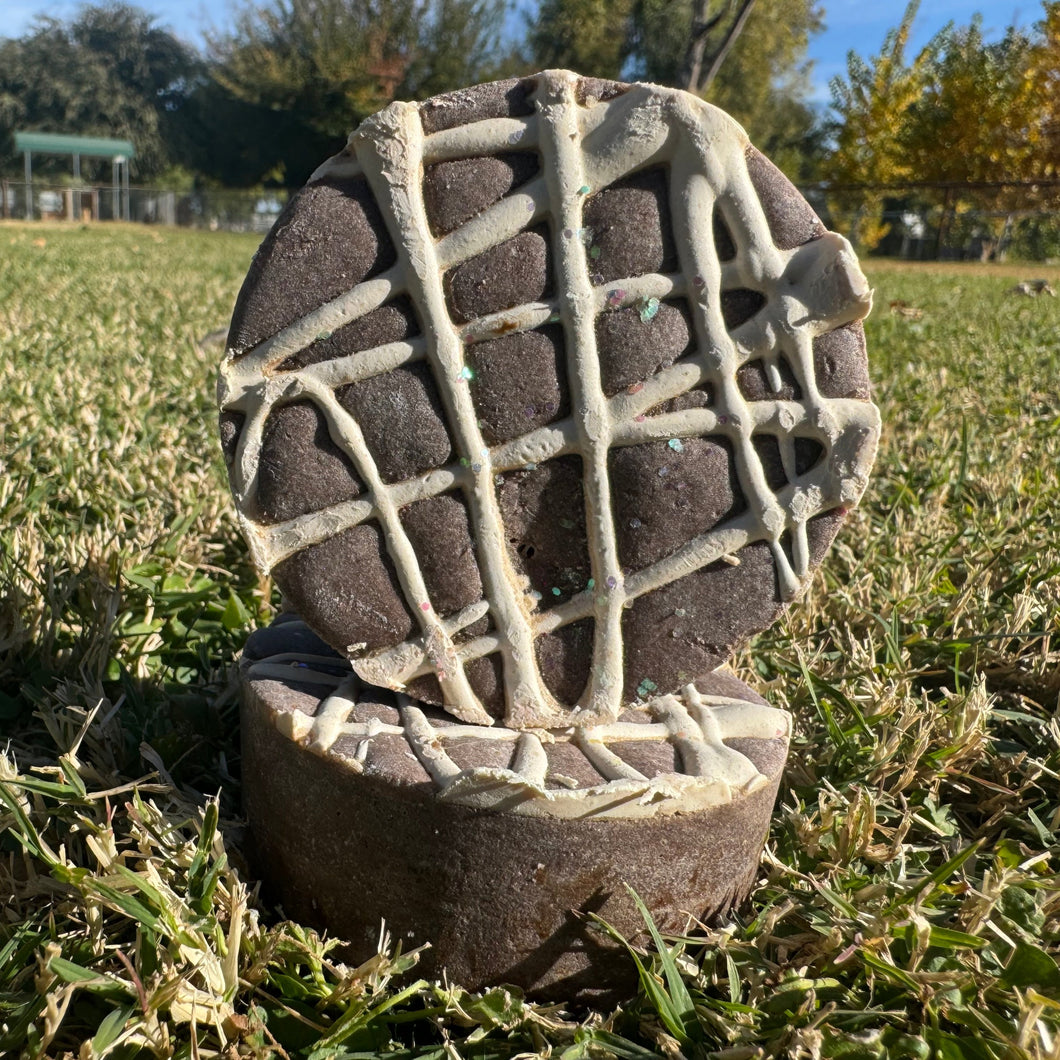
[589,245,601,260]
[639,297,660,323]
[459,365,475,380]
[551,587,562,596]
[577,185,590,195]
[586,578,595,590]
[316,330,333,341]
[668,438,684,453]
[636,678,658,699]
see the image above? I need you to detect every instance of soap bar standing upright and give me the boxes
[220,70,878,998]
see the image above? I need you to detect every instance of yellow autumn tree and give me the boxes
[826,1,1060,253]
[1029,1,1060,181]
[823,0,938,248]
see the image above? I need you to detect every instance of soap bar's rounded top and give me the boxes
[218,70,879,730]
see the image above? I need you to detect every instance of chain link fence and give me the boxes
[0,180,287,232]
[806,180,1060,263]
[3,177,1059,262]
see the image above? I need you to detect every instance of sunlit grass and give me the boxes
[1,222,1058,1058]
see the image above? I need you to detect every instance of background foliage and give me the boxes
[3,0,1058,216]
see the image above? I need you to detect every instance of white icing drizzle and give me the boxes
[250,627,791,819]
[355,99,561,729]
[537,76,626,725]
[221,71,879,732]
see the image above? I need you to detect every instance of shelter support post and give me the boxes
[23,151,32,220]
[72,153,81,221]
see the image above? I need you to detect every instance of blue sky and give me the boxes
[0,0,1032,105]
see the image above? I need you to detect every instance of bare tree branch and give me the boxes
[680,0,757,95]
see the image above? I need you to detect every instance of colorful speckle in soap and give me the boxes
[551,587,562,596]
[577,185,590,195]
[586,578,595,589]
[316,330,333,342]
[693,275,705,288]
[629,518,642,529]
[589,245,601,260]
[636,678,658,699]
[635,414,646,422]
[668,438,684,453]
[627,381,644,395]
[606,288,626,308]
[420,602,430,612]
[563,228,573,239]
[639,297,661,323]
[606,576,617,589]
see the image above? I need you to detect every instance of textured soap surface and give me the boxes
[218,70,879,729]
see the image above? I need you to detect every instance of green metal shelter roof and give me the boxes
[14,131,136,159]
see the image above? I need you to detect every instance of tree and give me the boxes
[824,1,1060,252]
[0,3,196,180]
[681,0,823,177]
[1029,1,1060,180]
[525,0,824,179]
[527,0,632,80]
[823,1,940,248]
[903,19,1040,187]
[204,0,509,186]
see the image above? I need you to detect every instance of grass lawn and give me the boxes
[1,221,1058,1058]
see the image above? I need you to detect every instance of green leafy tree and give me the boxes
[0,3,196,180]
[686,0,823,178]
[527,0,632,79]
[525,0,823,180]
[204,0,508,186]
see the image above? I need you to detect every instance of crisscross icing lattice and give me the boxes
[244,625,791,819]
[220,71,878,731]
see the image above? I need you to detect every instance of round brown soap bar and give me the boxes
[218,70,879,730]
[239,616,790,1002]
